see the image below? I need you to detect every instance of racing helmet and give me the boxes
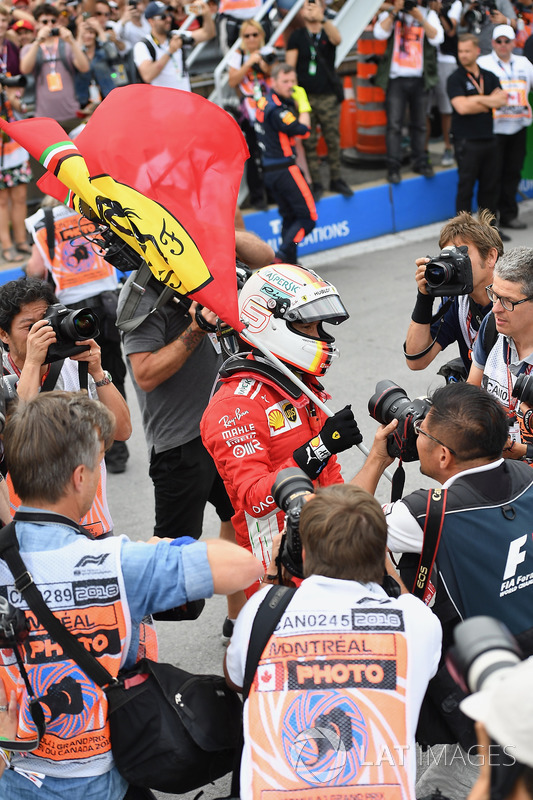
[238,263,349,377]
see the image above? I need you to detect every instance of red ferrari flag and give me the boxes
[0,86,248,331]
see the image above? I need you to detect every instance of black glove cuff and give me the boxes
[411,291,434,325]
[293,442,329,481]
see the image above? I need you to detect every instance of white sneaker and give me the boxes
[441,148,454,167]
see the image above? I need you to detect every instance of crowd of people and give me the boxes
[0,1,532,799]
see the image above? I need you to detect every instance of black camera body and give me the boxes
[50,26,60,36]
[0,595,29,648]
[368,380,431,461]
[272,467,314,580]
[171,30,194,46]
[42,303,100,364]
[404,0,428,10]
[0,74,26,89]
[425,245,473,297]
[512,374,533,435]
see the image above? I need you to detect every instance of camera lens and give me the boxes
[425,261,453,288]
[368,380,411,426]
[72,310,99,339]
[449,616,522,694]
[58,308,99,341]
[272,467,314,511]
[512,373,533,407]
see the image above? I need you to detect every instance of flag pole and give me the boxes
[243,330,394,484]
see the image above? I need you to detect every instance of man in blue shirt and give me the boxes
[404,209,501,377]
[0,390,263,799]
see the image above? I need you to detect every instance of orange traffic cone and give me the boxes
[316,124,328,157]
[340,75,357,150]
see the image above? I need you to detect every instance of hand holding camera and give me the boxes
[293,405,362,479]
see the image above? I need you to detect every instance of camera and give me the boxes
[368,379,431,461]
[171,30,194,45]
[447,616,522,696]
[0,74,26,89]
[464,0,496,33]
[424,245,473,297]
[404,0,428,10]
[50,26,60,35]
[0,595,29,648]
[259,47,277,66]
[512,374,533,434]
[42,303,100,364]
[271,467,314,579]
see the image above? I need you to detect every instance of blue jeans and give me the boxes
[385,76,428,172]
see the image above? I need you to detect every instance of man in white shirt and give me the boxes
[133,0,214,90]
[374,0,444,184]
[225,483,441,800]
[477,24,533,230]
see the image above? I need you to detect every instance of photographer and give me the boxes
[0,390,263,797]
[0,277,131,537]
[133,0,214,89]
[404,209,502,377]
[429,0,463,167]
[460,0,516,54]
[354,382,533,640]
[224,483,442,800]
[373,0,444,185]
[19,3,90,134]
[468,246,533,460]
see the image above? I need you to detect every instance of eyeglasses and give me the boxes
[495,38,512,44]
[243,32,259,37]
[486,284,533,311]
[413,419,457,455]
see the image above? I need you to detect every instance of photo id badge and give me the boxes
[308,60,316,76]
[47,71,63,92]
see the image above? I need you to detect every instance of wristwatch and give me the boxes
[94,370,113,387]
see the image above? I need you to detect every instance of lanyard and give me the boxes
[42,41,59,73]
[466,70,484,95]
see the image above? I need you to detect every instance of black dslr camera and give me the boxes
[512,374,533,435]
[0,74,26,89]
[0,595,29,648]
[42,303,100,364]
[424,245,473,297]
[447,616,525,800]
[368,380,431,461]
[271,467,314,580]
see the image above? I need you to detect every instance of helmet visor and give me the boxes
[285,294,349,325]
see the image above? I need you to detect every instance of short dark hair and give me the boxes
[428,383,508,462]
[4,390,115,504]
[34,3,60,19]
[0,278,57,334]
[272,62,296,80]
[300,484,387,583]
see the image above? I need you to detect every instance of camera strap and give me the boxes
[0,518,116,751]
[229,584,296,799]
[412,488,448,604]
[403,297,455,361]
[116,263,176,333]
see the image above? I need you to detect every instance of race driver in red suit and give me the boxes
[200,263,362,596]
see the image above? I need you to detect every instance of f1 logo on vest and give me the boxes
[503,534,528,581]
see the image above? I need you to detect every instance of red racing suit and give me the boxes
[200,361,343,584]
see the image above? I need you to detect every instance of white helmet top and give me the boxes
[238,263,349,376]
